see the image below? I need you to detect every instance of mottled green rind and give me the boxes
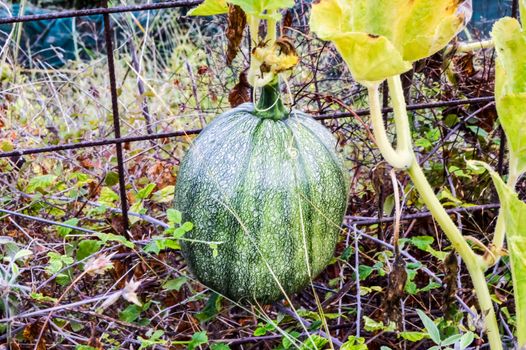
[174,103,350,303]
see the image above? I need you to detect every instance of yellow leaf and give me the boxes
[310,0,469,83]
[188,0,228,16]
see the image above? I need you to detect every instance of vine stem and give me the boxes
[407,164,502,350]
[247,14,261,87]
[368,80,413,169]
[371,75,503,349]
[445,39,494,54]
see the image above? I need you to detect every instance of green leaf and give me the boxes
[341,335,367,350]
[253,325,270,336]
[398,331,427,342]
[172,227,187,239]
[104,171,120,186]
[358,265,374,280]
[211,344,231,350]
[298,335,329,350]
[27,174,57,193]
[181,221,194,232]
[459,332,475,349]
[409,236,434,250]
[31,292,58,303]
[418,281,441,293]
[441,334,462,346]
[151,186,175,203]
[310,0,468,84]
[57,218,80,237]
[492,17,526,174]
[96,232,134,248]
[282,331,301,349]
[467,161,526,345]
[196,293,223,322]
[98,187,120,205]
[77,240,104,261]
[363,316,395,332]
[162,276,188,291]
[408,236,448,261]
[188,331,208,350]
[188,0,228,16]
[340,246,353,261]
[227,0,294,17]
[119,304,142,323]
[13,249,32,262]
[46,252,74,275]
[136,183,156,200]
[138,330,167,350]
[416,309,441,345]
[167,209,182,224]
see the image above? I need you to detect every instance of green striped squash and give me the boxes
[174,85,349,303]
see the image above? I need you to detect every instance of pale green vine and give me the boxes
[370,75,504,350]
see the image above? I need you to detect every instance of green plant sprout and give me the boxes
[416,310,475,350]
[310,0,507,349]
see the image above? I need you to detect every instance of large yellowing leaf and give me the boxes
[468,161,526,346]
[492,17,526,175]
[310,0,470,83]
[330,33,412,84]
[188,0,228,16]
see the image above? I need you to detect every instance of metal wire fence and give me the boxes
[0,0,501,237]
[0,2,519,348]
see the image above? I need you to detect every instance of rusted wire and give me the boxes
[0,1,204,24]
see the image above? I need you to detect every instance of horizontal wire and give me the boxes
[0,0,204,24]
[0,96,494,159]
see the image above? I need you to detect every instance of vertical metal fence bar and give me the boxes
[103,5,130,238]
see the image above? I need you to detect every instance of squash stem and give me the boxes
[367,82,413,169]
[384,75,503,349]
[407,164,503,350]
[255,80,288,120]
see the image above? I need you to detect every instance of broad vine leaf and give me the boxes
[188,0,228,16]
[227,0,294,17]
[189,0,294,18]
[310,0,471,84]
[468,160,526,345]
[492,17,526,175]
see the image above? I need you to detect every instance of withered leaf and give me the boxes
[281,10,293,35]
[382,253,407,326]
[229,71,252,107]
[226,5,247,65]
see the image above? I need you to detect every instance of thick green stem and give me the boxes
[377,75,504,349]
[247,15,260,47]
[265,15,277,43]
[247,15,262,87]
[368,81,413,170]
[445,39,494,55]
[408,164,502,350]
[255,80,287,121]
